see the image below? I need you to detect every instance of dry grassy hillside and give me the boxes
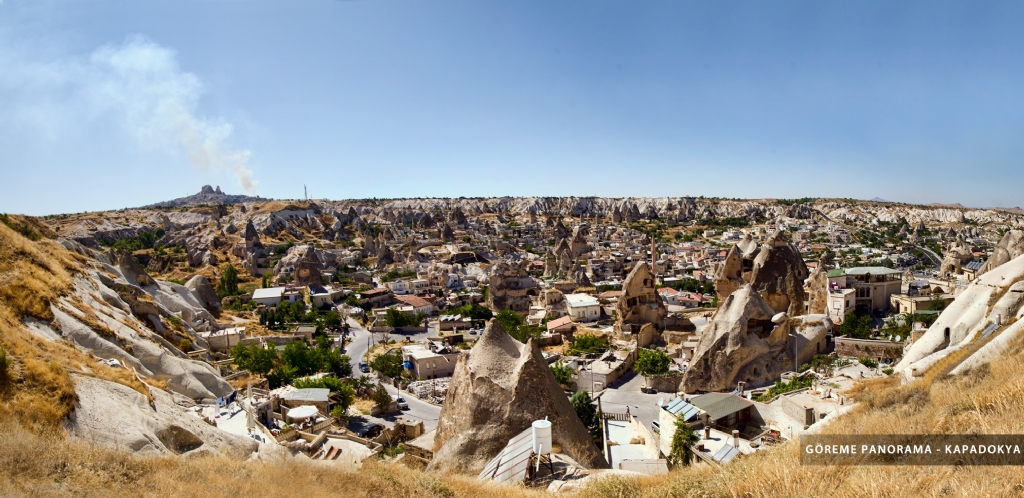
[2,214,1024,497]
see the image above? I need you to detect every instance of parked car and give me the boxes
[358,361,370,373]
[468,328,478,335]
[641,386,658,394]
[397,396,409,410]
[356,422,383,439]
[651,420,660,434]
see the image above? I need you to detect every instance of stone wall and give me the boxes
[835,337,906,361]
[646,374,684,393]
[779,393,815,427]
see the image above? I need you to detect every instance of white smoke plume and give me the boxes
[2,35,259,193]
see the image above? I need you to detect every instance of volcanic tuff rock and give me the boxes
[486,261,540,313]
[616,262,667,332]
[428,320,607,473]
[67,375,257,457]
[979,230,1024,274]
[805,265,829,315]
[896,254,1024,376]
[185,275,222,313]
[748,231,809,316]
[142,185,263,209]
[682,285,831,392]
[939,238,975,278]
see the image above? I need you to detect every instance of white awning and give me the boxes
[286,405,319,419]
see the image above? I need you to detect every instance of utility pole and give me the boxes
[304,185,308,202]
[789,332,798,373]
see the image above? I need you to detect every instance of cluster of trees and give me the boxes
[567,333,609,356]
[380,269,417,283]
[101,228,166,252]
[217,264,240,298]
[665,279,715,295]
[754,373,814,402]
[549,361,574,389]
[231,335,350,388]
[384,308,425,327]
[494,309,545,343]
[369,350,404,379]
[446,303,493,321]
[293,376,356,415]
[838,311,873,339]
[259,303,342,331]
[570,390,599,439]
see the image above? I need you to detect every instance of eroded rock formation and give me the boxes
[682,285,830,392]
[748,231,809,316]
[615,262,667,332]
[980,230,1024,274]
[428,320,607,473]
[486,261,540,313]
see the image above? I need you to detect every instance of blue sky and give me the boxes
[2,0,1024,215]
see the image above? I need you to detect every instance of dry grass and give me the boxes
[568,332,1024,498]
[0,219,152,429]
[0,420,550,498]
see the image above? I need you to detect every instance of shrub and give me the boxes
[859,357,879,369]
[668,417,700,466]
[0,346,9,384]
[178,338,192,352]
[550,361,573,388]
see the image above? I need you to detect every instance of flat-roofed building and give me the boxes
[565,293,601,322]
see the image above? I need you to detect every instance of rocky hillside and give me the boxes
[4,210,1024,496]
[142,185,265,209]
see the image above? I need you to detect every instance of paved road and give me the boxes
[344,318,442,431]
[345,318,373,378]
[384,383,441,431]
[915,245,942,267]
[596,371,666,433]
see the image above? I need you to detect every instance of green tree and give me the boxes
[568,333,610,356]
[371,382,393,407]
[384,308,424,327]
[668,417,700,466]
[495,309,544,343]
[231,343,277,377]
[550,361,574,389]
[634,349,671,377]
[281,340,316,377]
[217,264,240,297]
[369,351,404,379]
[839,312,873,339]
[447,303,493,321]
[570,390,598,436]
[926,294,947,311]
[261,273,271,288]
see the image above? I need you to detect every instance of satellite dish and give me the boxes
[656,398,664,407]
[895,335,901,342]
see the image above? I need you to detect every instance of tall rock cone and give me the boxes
[428,319,607,473]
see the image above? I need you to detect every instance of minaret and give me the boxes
[650,235,657,280]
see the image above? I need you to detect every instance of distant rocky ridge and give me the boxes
[142,185,265,208]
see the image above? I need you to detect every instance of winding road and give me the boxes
[344,317,441,431]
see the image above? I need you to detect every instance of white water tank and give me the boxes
[532,420,552,455]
